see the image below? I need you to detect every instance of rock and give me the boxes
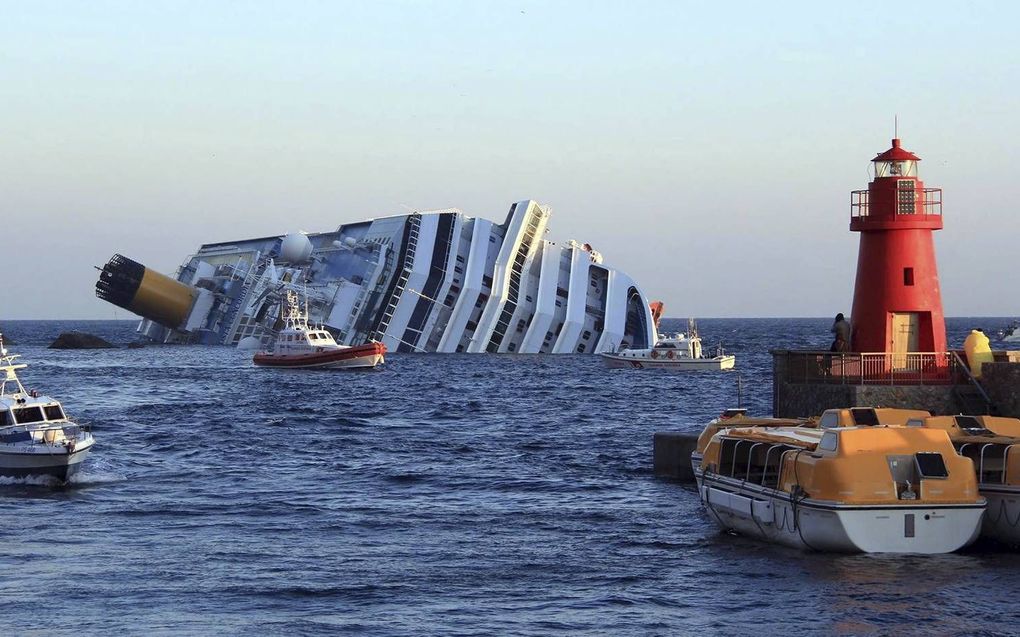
[126,341,146,349]
[48,332,115,349]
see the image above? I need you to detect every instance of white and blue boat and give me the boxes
[0,335,94,482]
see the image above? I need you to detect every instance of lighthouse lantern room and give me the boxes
[848,138,947,359]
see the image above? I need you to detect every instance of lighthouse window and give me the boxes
[903,268,915,286]
[897,180,916,214]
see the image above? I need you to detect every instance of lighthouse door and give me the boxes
[891,313,920,369]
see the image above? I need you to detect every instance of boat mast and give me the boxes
[0,334,28,396]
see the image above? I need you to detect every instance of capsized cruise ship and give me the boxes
[96,200,656,353]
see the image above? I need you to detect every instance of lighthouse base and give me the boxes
[772,380,961,419]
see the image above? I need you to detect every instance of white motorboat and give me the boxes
[693,413,985,553]
[253,291,386,370]
[0,334,95,482]
[601,319,735,370]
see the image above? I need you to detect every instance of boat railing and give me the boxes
[776,351,964,385]
[0,420,89,444]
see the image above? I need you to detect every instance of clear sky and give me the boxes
[3,1,1018,319]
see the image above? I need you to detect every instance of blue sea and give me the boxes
[1,317,1018,635]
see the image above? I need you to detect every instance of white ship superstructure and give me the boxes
[97,200,656,353]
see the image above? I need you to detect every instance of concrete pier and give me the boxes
[653,432,698,483]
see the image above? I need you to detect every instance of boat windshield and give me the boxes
[13,406,45,424]
[44,405,65,421]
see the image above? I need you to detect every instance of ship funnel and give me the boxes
[96,254,199,329]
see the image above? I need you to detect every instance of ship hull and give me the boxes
[253,343,385,370]
[696,472,983,554]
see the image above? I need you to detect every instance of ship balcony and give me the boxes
[850,189,943,231]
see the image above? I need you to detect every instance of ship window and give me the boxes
[44,406,65,421]
[582,330,591,340]
[0,410,10,427]
[13,407,45,424]
[915,452,949,479]
[507,342,516,352]
[309,333,319,340]
[576,343,586,353]
[903,267,914,286]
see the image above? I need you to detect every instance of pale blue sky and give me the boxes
[3,1,1018,319]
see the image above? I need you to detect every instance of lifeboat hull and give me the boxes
[253,343,385,370]
[696,473,984,554]
[978,486,1020,544]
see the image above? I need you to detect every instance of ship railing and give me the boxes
[777,351,965,385]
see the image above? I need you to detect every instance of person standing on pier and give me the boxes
[831,313,851,352]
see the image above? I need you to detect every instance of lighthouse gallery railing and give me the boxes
[778,351,965,385]
[850,188,943,219]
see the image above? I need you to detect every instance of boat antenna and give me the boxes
[736,373,743,408]
[894,114,898,139]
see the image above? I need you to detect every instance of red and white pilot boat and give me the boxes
[253,291,386,370]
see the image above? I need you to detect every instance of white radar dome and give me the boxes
[280,232,313,263]
[236,336,261,351]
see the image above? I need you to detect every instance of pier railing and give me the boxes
[776,351,966,386]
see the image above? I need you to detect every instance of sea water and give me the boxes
[1,317,1017,635]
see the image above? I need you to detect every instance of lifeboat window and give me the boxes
[0,410,10,427]
[13,406,45,424]
[954,415,991,435]
[718,438,739,476]
[819,412,839,429]
[761,445,794,489]
[850,408,880,427]
[818,432,838,452]
[743,442,769,483]
[915,452,949,479]
[44,405,65,421]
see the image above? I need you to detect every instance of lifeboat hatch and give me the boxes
[888,455,919,499]
[915,452,949,479]
[850,408,880,427]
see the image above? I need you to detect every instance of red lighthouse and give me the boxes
[849,138,946,357]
